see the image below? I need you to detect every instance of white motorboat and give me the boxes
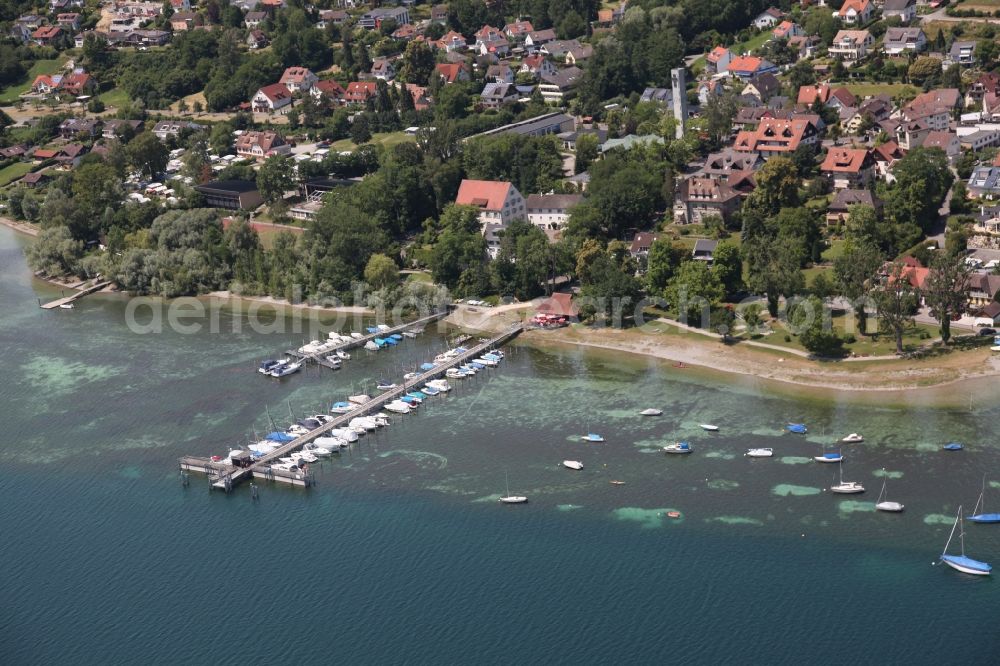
[291,451,319,464]
[324,356,342,368]
[315,436,348,450]
[385,401,410,414]
[350,332,364,339]
[700,424,719,432]
[402,330,418,338]
[427,379,451,392]
[875,470,903,512]
[841,433,864,443]
[278,457,297,464]
[403,372,419,380]
[364,341,378,351]
[302,443,332,457]
[270,463,303,473]
[310,414,333,424]
[498,471,527,504]
[336,350,350,360]
[476,357,499,367]
[663,442,693,454]
[59,303,74,309]
[350,417,378,431]
[268,360,303,378]
[330,402,355,414]
[348,394,371,405]
[640,408,662,416]
[329,428,358,443]
[563,460,583,470]
[286,425,310,436]
[377,381,398,391]
[745,448,773,457]
[830,460,864,494]
[446,368,467,379]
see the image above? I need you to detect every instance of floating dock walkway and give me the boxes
[181,323,523,492]
[39,280,112,309]
[283,310,450,370]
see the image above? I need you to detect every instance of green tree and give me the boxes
[924,250,971,343]
[742,157,800,222]
[364,253,400,289]
[744,236,804,316]
[256,155,295,204]
[126,131,169,179]
[399,40,436,85]
[874,261,920,354]
[574,133,599,174]
[907,56,942,85]
[711,242,743,297]
[791,295,845,356]
[665,260,725,326]
[492,220,552,299]
[430,205,487,289]
[645,238,686,294]
[25,225,84,276]
[833,237,884,335]
[350,115,372,144]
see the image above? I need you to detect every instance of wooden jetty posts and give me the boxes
[180,323,523,492]
[39,280,112,310]
[283,310,450,370]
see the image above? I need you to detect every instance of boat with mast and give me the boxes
[830,457,864,494]
[968,475,1000,523]
[875,470,904,512]
[939,507,992,576]
[498,471,527,504]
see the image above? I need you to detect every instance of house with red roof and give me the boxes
[310,79,345,105]
[820,147,876,190]
[455,179,526,258]
[31,74,62,95]
[705,46,732,75]
[519,54,556,79]
[31,25,63,46]
[504,20,533,40]
[435,62,470,84]
[280,67,318,93]
[59,70,96,96]
[734,116,821,158]
[726,56,778,81]
[56,13,81,30]
[344,81,377,105]
[797,83,831,106]
[772,21,802,40]
[235,130,290,161]
[252,83,292,113]
[839,0,872,26]
[435,30,467,52]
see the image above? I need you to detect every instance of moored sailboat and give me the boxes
[940,506,992,576]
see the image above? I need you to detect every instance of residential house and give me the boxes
[829,30,873,61]
[58,117,101,139]
[772,21,802,40]
[317,9,349,27]
[538,66,583,103]
[698,79,725,106]
[19,171,51,188]
[194,181,263,211]
[485,64,515,84]
[169,11,199,31]
[797,83,831,107]
[752,7,784,29]
[967,273,1000,306]
[733,116,820,158]
[966,72,1000,108]
[640,87,672,106]
[431,4,448,23]
[391,24,420,41]
[883,0,916,23]
[56,13,81,31]
[59,71,97,97]
[244,11,267,28]
[524,29,556,51]
[152,120,204,140]
[235,130,290,161]
[504,20,533,41]
[252,83,292,113]
[673,176,742,225]
[872,139,905,177]
[170,0,191,10]
[896,118,932,150]
[883,27,926,55]
[838,0,872,25]
[477,37,510,58]
[827,87,857,111]
[344,81,377,104]
[705,46,732,75]
[844,95,892,133]
[480,82,519,109]
[31,74,63,96]
[726,56,778,80]
[310,79,345,105]
[526,193,582,232]
[32,26,63,46]
[435,62,470,84]
[826,188,881,226]
[280,67,318,93]
[628,232,661,258]
[371,59,396,81]
[519,55,556,79]
[958,129,1000,153]
[699,148,764,184]
[949,41,976,66]
[968,166,1000,199]
[820,147,876,189]
[101,119,144,139]
[11,15,46,43]
[787,35,820,59]
[358,7,409,30]
[557,127,606,151]
[435,30,467,52]
[247,29,268,49]
[542,39,587,62]
[692,239,719,263]
[743,73,781,104]
[403,83,430,111]
[454,179,526,257]
[564,43,593,66]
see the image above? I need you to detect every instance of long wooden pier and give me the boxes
[283,309,450,369]
[39,280,112,309]
[181,323,523,491]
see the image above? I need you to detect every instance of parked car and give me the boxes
[977,328,996,336]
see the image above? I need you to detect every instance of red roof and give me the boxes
[797,84,830,105]
[435,62,467,83]
[257,83,291,103]
[727,55,764,73]
[820,148,871,174]
[32,26,62,40]
[706,46,730,63]
[535,292,578,318]
[313,79,344,96]
[345,81,377,102]
[455,179,513,211]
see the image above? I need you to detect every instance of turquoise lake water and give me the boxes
[2,226,999,664]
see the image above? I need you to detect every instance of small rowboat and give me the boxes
[700,424,719,432]
[610,480,626,486]
[666,511,681,519]
[640,408,662,416]
[562,460,583,470]
[943,442,964,451]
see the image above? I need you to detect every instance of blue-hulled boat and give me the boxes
[969,477,1000,524]
[408,391,427,400]
[366,326,379,334]
[943,442,964,451]
[390,333,403,340]
[421,385,441,396]
[581,433,605,443]
[420,362,436,371]
[940,507,992,576]
[470,361,485,369]
[383,337,399,345]
[786,423,807,434]
[400,395,421,406]
[265,432,296,442]
[814,452,843,463]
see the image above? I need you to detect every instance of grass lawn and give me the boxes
[405,271,432,283]
[843,83,918,99]
[0,162,32,187]
[761,313,940,357]
[329,131,416,152]
[731,31,772,56]
[99,87,131,109]
[0,57,68,104]
[821,239,846,262]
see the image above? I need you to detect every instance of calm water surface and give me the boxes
[1,226,998,664]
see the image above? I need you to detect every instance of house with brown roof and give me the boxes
[820,147,876,190]
[169,11,199,31]
[455,179,526,258]
[435,62,470,84]
[371,59,395,81]
[102,119,144,139]
[733,116,820,158]
[924,130,962,160]
[826,188,881,226]
[19,170,51,188]
[310,79,345,105]
[743,73,781,104]
[883,0,916,23]
[753,7,784,29]
[525,29,556,51]
[829,30,873,61]
[872,140,905,177]
[31,26,63,46]
[244,11,267,28]
[56,13,81,30]
[252,83,292,113]
[628,232,661,258]
[838,0,872,25]
[435,30,467,52]
[58,117,101,139]
[280,67,318,93]
[344,81,377,105]
[59,70,96,96]
[247,29,268,49]
[235,130,290,161]
[673,176,742,225]
[431,4,448,23]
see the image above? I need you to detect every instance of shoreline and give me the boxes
[204,291,375,316]
[0,216,39,238]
